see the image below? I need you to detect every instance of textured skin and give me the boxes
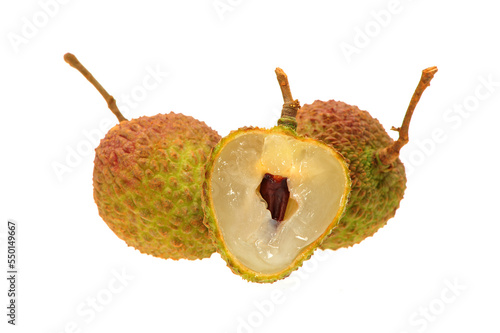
[93,112,220,260]
[296,100,406,250]
[202,126,351,283]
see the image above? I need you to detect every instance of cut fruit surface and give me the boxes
[204,127,351,282]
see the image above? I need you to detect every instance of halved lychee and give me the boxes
[202,69,351,283]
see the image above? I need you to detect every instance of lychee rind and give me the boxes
[296,100,406,250]
[93,112,220,260]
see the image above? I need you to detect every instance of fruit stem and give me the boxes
[377,66,438,165]
[275,68,300,130]
[64,53,128,123]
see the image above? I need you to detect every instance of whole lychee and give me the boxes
[65,53,220,260]
[296,67,438,250]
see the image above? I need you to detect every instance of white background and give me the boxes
[1,0,499,332]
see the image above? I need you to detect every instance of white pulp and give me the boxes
[211,131,348,274]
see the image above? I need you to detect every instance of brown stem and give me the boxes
[275,68,300,130]
[64,53,127,123]
[377,66,438,165]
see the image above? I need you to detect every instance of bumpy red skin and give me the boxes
[93,112,220,260]
[296,100,406,250]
